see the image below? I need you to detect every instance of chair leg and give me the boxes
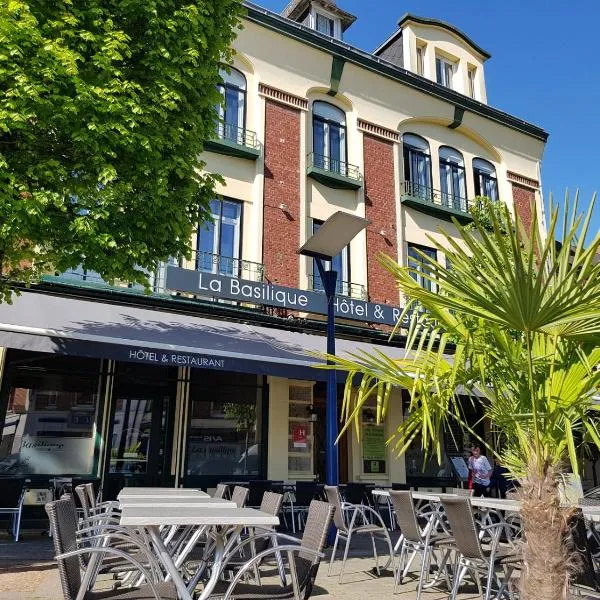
[339,531,353,584]
[328,531,340,576]
[393,544,406,593]
[415,543,429,600]
[370,533,380,575]
[450,563,468,600]
[14,507,22,542]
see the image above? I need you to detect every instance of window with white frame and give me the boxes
[473,158,498,202]
[407,244,437,293]
[416,44,426,76]
[468,67,477,99]
[439,146,467,211]
[435,56,455,89]
[312,101,347,174]
[316,12,335,36]
[216,67,247,144]
[402,133,432,198]
[197,198,242,276]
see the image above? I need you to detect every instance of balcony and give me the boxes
[306,152,363,190]
[42,252,265,296]
[308,274,367,300]
[193,251,264,282]
[399,181,474,224]
[204,122,261,160]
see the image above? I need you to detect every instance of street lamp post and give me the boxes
[298,212,368,486]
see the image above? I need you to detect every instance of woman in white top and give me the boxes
[468,445,493,497]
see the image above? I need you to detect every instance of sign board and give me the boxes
[19,435,95,475]
[362,425,386,474]
[166,267,411,328]
[292,425,308,449]
[450,456,470,481]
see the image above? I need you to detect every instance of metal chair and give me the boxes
[206,500,334,600]
[213,483,229,499]
[0,477,25,541]
[441,496,521,600]
[390,490,454,598]
[325,485,394,583]
[46,497,174,600]
[231,485,249,508]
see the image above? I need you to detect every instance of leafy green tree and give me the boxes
[0,0,244,302]
[324,198,600,600]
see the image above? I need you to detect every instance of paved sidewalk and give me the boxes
[0,531,478,599]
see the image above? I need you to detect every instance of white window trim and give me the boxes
[308,6,341,39]
[436,56,456,90]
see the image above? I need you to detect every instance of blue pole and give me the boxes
[316,259,339,486]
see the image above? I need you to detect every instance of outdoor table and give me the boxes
[117,487,209,499]
[119,496,235,508]
[120,505,279,600]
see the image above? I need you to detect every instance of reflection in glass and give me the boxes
[0,354,100,475]
[185,372,262,478]
[109,397,153,474]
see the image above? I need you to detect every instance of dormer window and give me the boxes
[316,12,335,36]
[436,56,455,89]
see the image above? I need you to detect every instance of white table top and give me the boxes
[119,496,236,508]
[118,488,209,499]
[120,506,280,527]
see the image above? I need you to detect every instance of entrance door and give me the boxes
[106,387,174,487]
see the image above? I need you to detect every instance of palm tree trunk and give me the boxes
[519,457,573,600]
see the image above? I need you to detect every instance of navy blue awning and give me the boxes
[0,291,408,381]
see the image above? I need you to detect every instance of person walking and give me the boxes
[468,445,493,497]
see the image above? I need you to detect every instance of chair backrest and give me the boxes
[71,478,100,504]
[74,485,93,520]
[0,478,25,509]
[295,500,334,597]
[45,498,82,600]
[214,483,229,499]
[441,496,485,560]
[231,485,249,508]
[389,491,423,543]
[259,491,283,517]
[295,481,319,507]
[324,485,347,533]
[248,480,271,507]
[344,482,367,505]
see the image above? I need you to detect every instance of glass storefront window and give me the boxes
[0,352,102,476]
[185,371,263,478]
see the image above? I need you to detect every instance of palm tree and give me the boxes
[323,197,600,600]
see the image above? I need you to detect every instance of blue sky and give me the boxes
[254,0,600,236]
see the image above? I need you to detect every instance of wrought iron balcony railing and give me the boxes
[307,152,362,183]
[193,251,264,282]
[44,252,265,296]
[401,180,471,214]
[214,121,260,150]
[308,274,368,301]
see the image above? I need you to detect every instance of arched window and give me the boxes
[439,146,466,210]
[217,67,247,143]
[403,133,432,198]
[312,101,347,174]
[473,158,498,201]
